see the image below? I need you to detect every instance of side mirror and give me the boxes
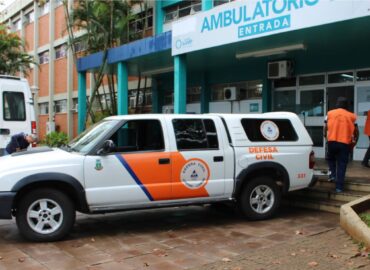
[97,140,115,155]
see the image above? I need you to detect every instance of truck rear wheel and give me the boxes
[238,176,281,220]
[16,188,75,242]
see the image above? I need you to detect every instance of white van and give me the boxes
[0,75,36,156]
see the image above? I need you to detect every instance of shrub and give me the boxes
[42,132,69,147]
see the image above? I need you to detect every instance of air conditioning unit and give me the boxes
[223,87,239,101]
[268,60,293,79]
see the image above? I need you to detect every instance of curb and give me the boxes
[340,194,370,248]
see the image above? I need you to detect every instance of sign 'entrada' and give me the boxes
[172,0,370,56]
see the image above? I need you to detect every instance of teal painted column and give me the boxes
[174,55,187,114]
[155,1,164,34]
[152,78,163,113]
[200,73,210,113]
[262,78,272,113]
[202,0,213,11]
[117,61,129,115]
[77,71,86,134]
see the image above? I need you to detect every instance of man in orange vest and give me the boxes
[362,110,370,167]
[325,97,358,193]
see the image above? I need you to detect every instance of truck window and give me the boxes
[241,119,298,142]
[172,119,219,150]
[109,120,164,152]
[3,91,26,121]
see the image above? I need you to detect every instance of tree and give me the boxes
[63,0,133,123]
[0,23,34,76]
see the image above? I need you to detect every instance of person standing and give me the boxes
[4,133,37,155]
[325,97,358,193]
[362,110,370,167]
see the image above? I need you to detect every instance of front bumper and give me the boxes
[0,192,15,219]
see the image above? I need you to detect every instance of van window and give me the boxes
[3,92,26,121]
[172,119,219,150]
[241,119,298,142]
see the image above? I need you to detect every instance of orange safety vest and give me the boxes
[365,111,370,136]
[327,108,357,144]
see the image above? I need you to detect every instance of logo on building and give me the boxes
[181,159,209,189]
[175,38,193,50]
[260,120,279,141]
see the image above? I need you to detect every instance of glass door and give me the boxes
[353,86,370,160]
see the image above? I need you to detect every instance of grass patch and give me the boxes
[360,213,370,227]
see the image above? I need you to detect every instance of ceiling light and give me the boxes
[236,44,306,59]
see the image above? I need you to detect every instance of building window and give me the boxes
[24,10,34,25]
[214,0,235,7]
[164,0,201,23]
[129,8,153,40]
[128,89,152,108]
[328,72,354,84]
[299,74,325,86]
[55,100,67,113]
[55,44,67,59]
[12,19,21,32]
[39,102,49,115]
[211,80,263,101]
[39,1,50,16]
[187,86,201,103]
[73,41,86,53]
[273,90,296,113]
[39,51,49,64]
[356,70,370,82]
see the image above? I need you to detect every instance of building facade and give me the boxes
[2,0,370,161]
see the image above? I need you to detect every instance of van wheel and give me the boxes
[238,176,281,220]
[16,188,75,242]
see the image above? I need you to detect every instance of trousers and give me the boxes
[326,141,350,191]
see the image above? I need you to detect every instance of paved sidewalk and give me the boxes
[0,206,351,270]
[193,227,370,270]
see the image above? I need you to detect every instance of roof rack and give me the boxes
[0,75,21,80]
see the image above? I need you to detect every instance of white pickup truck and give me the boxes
[0,113,316,241]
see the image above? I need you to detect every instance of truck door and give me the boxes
[84,118,172,209]
[169,118,226,200]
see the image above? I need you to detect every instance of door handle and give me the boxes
[213,156,224,162]
[0,129,10,135]
[158,158,170,165]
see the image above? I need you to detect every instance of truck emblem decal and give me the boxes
[181,159,209,189]
[95,159,103,171]
[260,120,279,141]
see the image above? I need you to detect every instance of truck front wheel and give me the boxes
[16,188,75,242]
[238,176,281,220]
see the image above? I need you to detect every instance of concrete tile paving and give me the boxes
[0,205,341,269]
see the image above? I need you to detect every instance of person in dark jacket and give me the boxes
[4,133,37,155]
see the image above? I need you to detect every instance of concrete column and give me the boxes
[48,0,55,133]
[117,62,129,115]
[154,0,164,35]
[174,55,187,114]
[78,72,87,134]
[202,0,213,11]
[262,78,272,113]
[33,1,40,135]
[200,73,210,113]
[66,0,74,139]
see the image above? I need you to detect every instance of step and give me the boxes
[283,196,342,214]
[292,186,368,203]
[315,177,370,193]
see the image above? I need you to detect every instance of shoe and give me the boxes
[335,188,343,193]
[328,175,336,182]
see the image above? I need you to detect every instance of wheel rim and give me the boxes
[26,199,63,235]
[249,185,275,214]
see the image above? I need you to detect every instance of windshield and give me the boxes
[69,120,119,154]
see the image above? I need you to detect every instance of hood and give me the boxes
[0,148,85,189]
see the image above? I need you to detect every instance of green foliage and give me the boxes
[360,213,370,227]
[42,132,69,148]
[0,23,35,75]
